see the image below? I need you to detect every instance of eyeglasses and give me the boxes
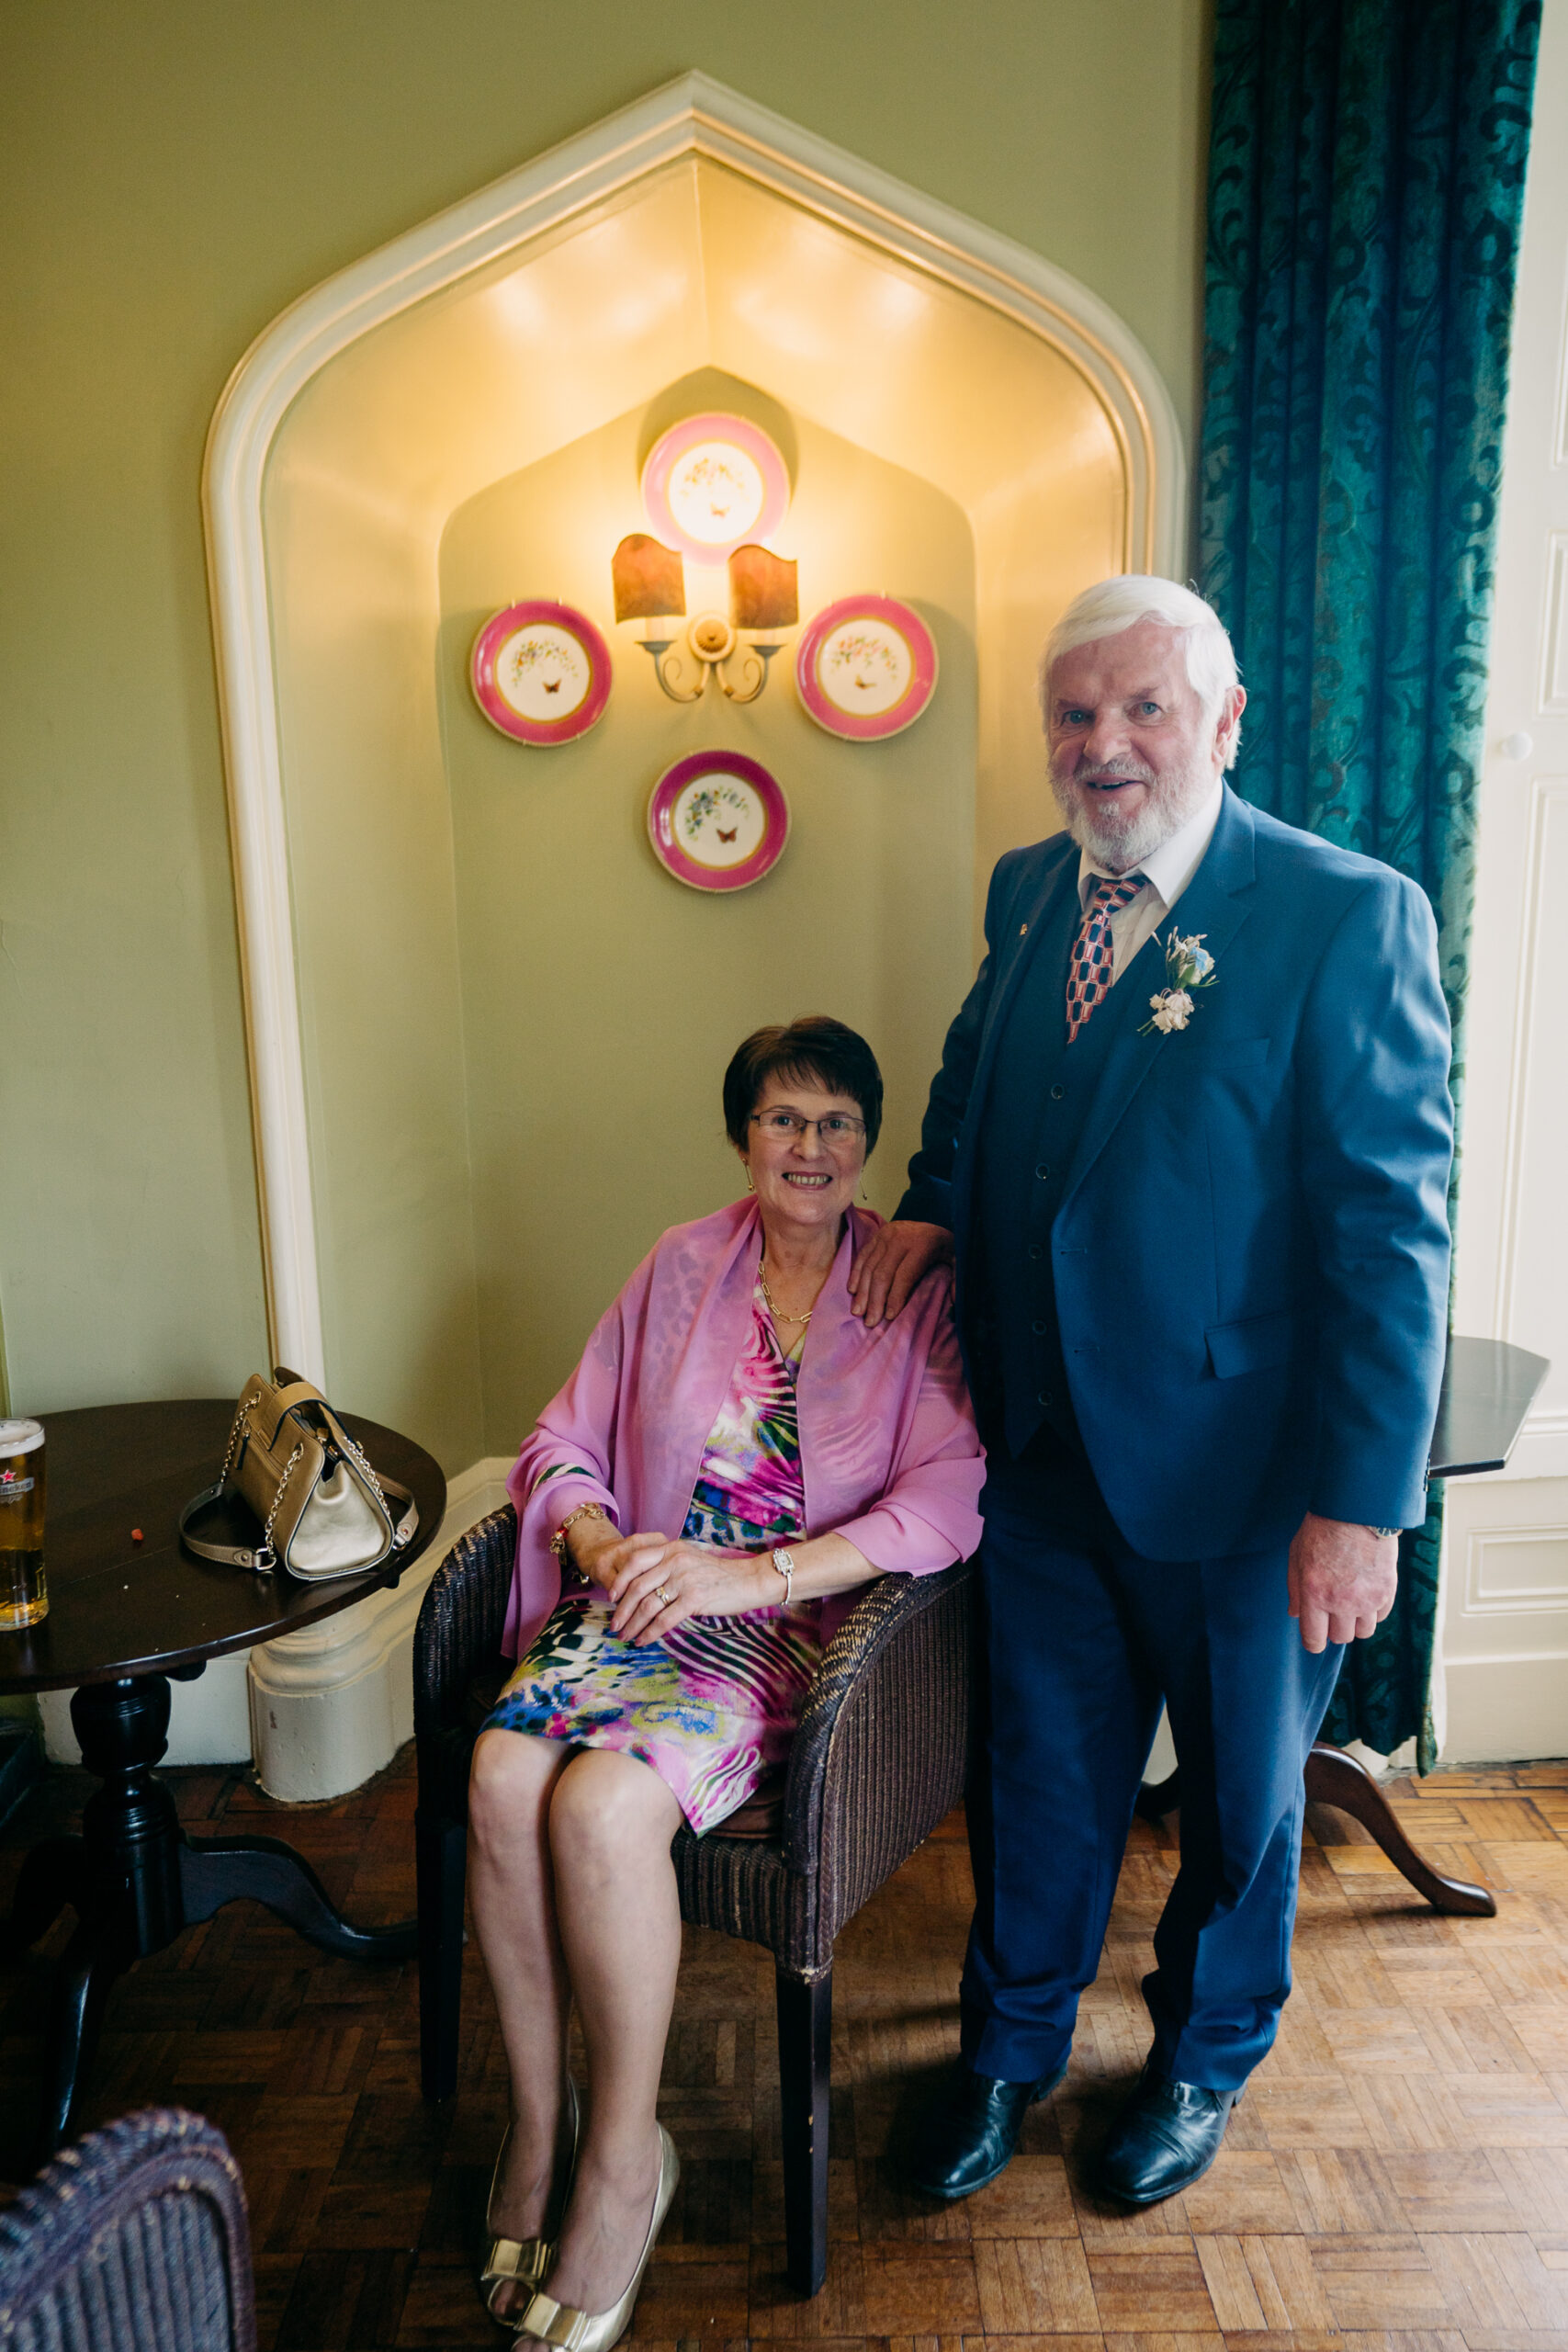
[750,1111,866,1149]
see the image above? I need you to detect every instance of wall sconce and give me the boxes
[612,537,798,705]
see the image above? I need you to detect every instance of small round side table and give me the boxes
[0,1397,446,2159]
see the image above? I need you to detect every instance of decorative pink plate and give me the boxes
[795,594,939,741]
[648,751,790,893]
[470,601,612,744]
[640,413,790,566]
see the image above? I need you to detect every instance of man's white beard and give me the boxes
[1050,752,1214,872]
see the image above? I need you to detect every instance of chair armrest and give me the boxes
[781,1560,974,1947]
[0,2107,254,2352]
[412,1503,517,1753]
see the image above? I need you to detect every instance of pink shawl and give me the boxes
[502,1197,985,1657]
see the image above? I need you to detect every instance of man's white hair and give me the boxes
[1038,574,1242,765]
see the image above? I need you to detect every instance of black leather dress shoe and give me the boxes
[1096,2066,1240,2205]
[908,2063,1066,2200]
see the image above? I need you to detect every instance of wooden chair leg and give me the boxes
[775,1964,831,2298]
[417,1810,468,2100]
[1303,1741,1496,1917]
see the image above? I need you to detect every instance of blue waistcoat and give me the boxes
[974,878,1163,1460]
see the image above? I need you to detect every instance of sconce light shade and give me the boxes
[728,545,798,635]
[612,533,686,622]
[641,413,790,563]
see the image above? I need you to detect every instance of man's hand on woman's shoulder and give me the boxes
[849,1219,955,1328]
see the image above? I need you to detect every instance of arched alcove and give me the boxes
[204,74,1184,1793]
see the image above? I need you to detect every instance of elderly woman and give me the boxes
[468,1016,983,2345]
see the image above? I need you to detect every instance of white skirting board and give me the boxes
[1444,1656,1568,1761]
[40,1458,513,1785]
[1438,1465,1568,1763]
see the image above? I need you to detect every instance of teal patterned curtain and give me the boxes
[1199,0,1540,1767]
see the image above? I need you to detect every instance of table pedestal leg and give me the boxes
[20,1677,186,2158]
[3,1834,88,1956]
[1134,1742,1499,1917]
[14,1671,413,2157]
[1302,1741,1496,1916]
[75,1676,186,1949]
[178,1837,416,1960]
[40,1916,130,2163]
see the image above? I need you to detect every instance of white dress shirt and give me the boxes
[1076,780,1224,987]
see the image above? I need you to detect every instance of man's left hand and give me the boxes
[1288,1512,1399,1653]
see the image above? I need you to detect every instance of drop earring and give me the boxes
[745,1167,756,1193]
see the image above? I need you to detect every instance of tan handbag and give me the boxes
[179,1366,418,1581]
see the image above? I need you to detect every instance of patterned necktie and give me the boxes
[1065,871,1148,1043]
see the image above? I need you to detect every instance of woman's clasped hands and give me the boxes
[568,1516,777,1645]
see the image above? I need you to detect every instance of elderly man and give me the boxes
[852,576,1452,2206]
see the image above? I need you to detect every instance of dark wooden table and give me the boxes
[1138,1335,1551,1916]
[0,1397,446,2157]
[1427,1334,1550,1477]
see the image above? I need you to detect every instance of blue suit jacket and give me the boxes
[896,786,1454,1560]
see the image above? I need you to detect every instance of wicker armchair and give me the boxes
[413,1504,973,2295]
[0,2109,254,2352]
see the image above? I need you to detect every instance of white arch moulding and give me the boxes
[203,69,1185,1387]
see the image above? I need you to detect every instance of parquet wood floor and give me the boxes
[4,1747,1568,2349]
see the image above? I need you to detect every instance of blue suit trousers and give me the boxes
[959,1464,1345,2091]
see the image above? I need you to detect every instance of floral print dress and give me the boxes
[481,1282,826,1832]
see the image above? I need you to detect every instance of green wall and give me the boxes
[0,1,1209,1442]
[442,376,977,1452]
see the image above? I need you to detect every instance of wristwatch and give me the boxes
[770,1546,795,1604]
[1366,1525,1401,1540]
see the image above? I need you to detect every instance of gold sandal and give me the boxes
[481,2078,581,2329]
[518,2123,679,2350]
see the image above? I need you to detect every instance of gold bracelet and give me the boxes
[549,1501,608,1561]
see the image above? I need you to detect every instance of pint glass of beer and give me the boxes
[0,1418,47,1628]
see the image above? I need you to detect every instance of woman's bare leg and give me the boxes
[543,1747,684,2312]
[467,1728,576,2316]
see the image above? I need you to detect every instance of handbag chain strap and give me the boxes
[250,1418,410,1574]
[334,1424,409,1546]
[220,1399,254,1485]
[253,1441,306,1575]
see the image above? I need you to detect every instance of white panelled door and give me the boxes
[1444,0,1568,1759]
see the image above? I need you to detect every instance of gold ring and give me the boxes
[655,1584,674,1606]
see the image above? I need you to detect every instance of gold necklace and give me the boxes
[759,1266,814,1326]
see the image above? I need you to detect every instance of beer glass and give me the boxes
[0,1418,47,1628]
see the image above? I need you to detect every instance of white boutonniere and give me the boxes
[1141,929,1217,1035]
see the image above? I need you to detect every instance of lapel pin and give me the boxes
[1020,922,1029,935]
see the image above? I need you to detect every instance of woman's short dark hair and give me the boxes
[723,1016,884,1153]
